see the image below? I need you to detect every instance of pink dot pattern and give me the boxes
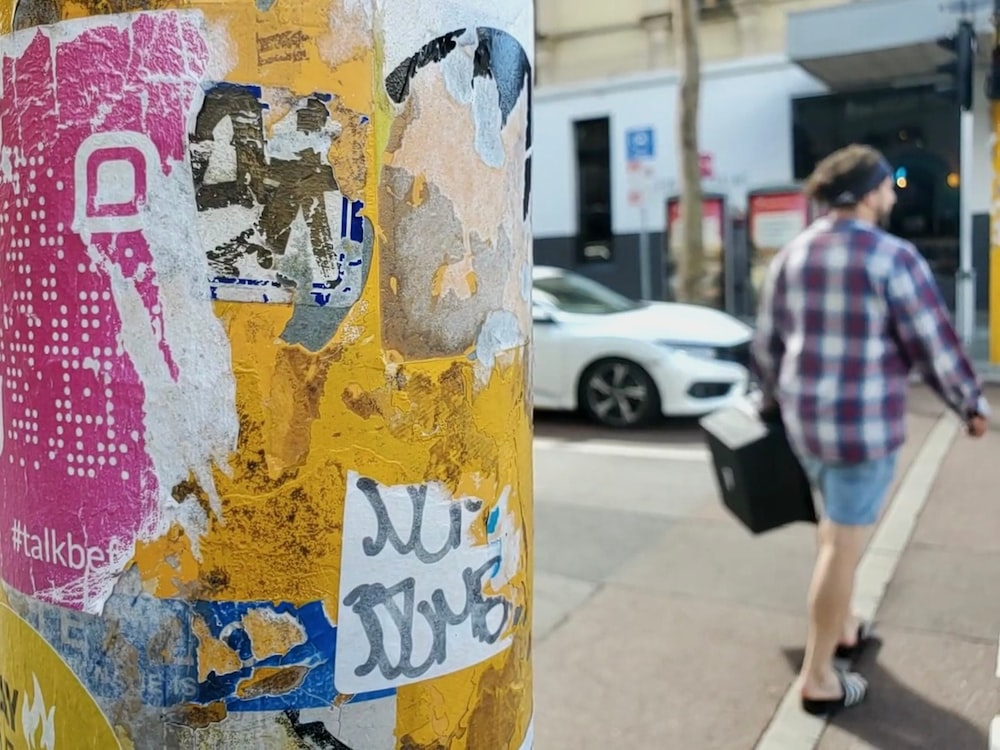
[0,13,210,610]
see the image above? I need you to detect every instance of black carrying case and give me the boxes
[699,403,817,534]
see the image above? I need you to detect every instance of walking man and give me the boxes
[751,144,989,715]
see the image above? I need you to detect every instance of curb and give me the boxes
[752,412,960,750]
[992,640,1000,750]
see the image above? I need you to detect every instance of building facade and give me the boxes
[536,0,799,86]
[532,0,996,346]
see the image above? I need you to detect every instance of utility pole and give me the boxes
[937,17,977,344]
[0,2,535,748]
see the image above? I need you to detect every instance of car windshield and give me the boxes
[533,272,640,314]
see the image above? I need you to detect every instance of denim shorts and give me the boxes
[797,452,899,527]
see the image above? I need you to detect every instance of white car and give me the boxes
[531,265,754,427]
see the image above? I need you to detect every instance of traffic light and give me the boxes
[937,20,976,111]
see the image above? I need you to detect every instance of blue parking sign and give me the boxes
[626,127,655,161]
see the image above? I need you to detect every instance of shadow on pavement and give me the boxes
[534,409,704,445]
[781,642,988,750]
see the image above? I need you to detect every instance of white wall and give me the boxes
[531,56,826,238]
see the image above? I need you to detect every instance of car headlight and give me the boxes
[657,342,718,360]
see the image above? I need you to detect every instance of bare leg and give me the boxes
[800,518,869,698]
[813,523,862,648]
[841,612,862,647]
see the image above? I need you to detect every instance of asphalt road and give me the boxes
[534,408,703,445]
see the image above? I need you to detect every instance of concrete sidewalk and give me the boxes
[814,391,1000,750]
[532,386,999,750]
[755,386,1000,750]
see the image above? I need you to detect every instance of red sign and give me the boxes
[666,195,723,228]
[747,190,811,306]
[626,160,654,206]
[699,152,713,178]
[747,192,809,251]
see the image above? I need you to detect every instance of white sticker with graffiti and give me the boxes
[334,472,520,693]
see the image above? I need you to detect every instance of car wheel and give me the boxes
[578,358,661,428]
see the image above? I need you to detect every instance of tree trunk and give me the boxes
[674,0,706,304]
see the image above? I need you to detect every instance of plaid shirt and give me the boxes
[751,216,988,464]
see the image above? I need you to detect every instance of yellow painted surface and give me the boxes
[992,101,1000,364]
[242,608,308,661]
[0,604,122,749]
[192,614,244,682]
[1,0,532,747]
[991,247,1000,363]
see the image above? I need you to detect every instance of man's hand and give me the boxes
[759,395,781,423]
[967,414,988,438]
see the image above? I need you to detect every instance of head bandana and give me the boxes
[829,157,893,207]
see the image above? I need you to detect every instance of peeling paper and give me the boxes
[379,24,533,362]
[190,84,374,350]
[0,10,238,612]
[371,0,534,74]
[473,310,524,387]
[71,14,239,560]
[84,153,240,551]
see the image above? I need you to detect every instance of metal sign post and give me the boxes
[626,126,656,300]
[938,12,979,342]
[958,107,976,345]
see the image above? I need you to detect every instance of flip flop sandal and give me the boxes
[835,620,876,661]
[801,669,868,717]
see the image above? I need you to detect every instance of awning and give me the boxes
[786,0,991,91]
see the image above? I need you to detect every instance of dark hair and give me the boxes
[803,144,889,207]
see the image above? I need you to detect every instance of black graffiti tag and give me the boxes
[384,26,532,219]
[0,675,17,734]
[355,477,478,565]
[189,84,361,281]
[342,557,510,682]
[342,476,513,683]
[282,709,354,750]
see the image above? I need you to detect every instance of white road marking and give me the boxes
[754,412,959,750]
[533,436,708,462]
[995,633,1000,679]
[993,638,1000,750]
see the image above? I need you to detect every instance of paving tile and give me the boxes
[534,450,715,519]
[911,428,1000,554]
[531,389,970,750]
[905,385,949,420]
[532,571,600,643]
[876,544,1000,642]
[533,502,675,584]
[602,412,945,659]
[816,627,995,750]
[534,584,806,750]
[611,518,819,616]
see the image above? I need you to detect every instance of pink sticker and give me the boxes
[0,12,210,611]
